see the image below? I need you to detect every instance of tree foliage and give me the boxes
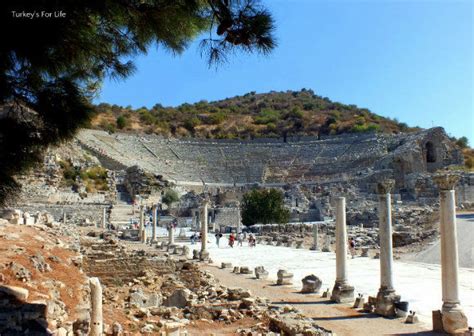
[241,188,290,227]
[456,136,469,149]
[0,0,276,205]
[162,189,180,208]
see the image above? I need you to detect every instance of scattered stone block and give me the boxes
[301,274,322,293]
[353,294,365,308]
[232,266,240,273]
[221,262,232,269]
[239,266,252,274]
[321,288,330,298]
[254,266,269,280]
[360,247,369,257]
[276,270,293,285]
[405,311,419,324]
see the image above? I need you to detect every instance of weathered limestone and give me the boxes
[255,266,269,280]
[199,199,210,261]
[277,269,294,285]
[310,224,319,251]
[301,274,322,293]
[374,180,400,317]
[433,173,468,334]
[331,197,354,303]
[151,204,157,242]
[239,266,252,274]
[353,294,366,309]
[89,277,103,336]
[221,262,232,269]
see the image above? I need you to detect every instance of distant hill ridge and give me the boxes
[92,89,420,139]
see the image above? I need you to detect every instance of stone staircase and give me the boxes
[110,172,135,229]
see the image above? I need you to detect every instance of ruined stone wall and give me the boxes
[213,207,240,229]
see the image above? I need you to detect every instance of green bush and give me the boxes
[116,115,128,129]
[255,108,280,124]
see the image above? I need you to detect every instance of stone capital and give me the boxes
[433,173,460,191]
[376,179,395,194]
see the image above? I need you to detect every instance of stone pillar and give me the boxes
[236,201,242,234]
[211,209,216,232]
[168,223,175,245]
[200,199,210,260]
[89,277,103,336]
[375,179,400,317]
[151,204,157,243]
[139,205,146,243]
[433,173,468,334]
[101,208,106,229]
[63,212,67,225]
[331,197,354,303]
[310,224,319,251]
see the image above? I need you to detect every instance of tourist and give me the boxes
[190,233,196,244]
[237,232,244,246]
[229,233,235,248]
[248,233,256,247]
[215,232,223,247]
[349,237,356,258]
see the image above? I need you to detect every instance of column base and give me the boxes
[310,245,320,251]
[375,288,400,317]
[439,303,469,334]
[331,281,354,303]
[199,250,210,261]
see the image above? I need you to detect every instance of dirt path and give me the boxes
[203,265,444,336]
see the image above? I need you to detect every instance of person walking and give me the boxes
[215,232,223,247]
[349,237,356,258]
[229,233,235,248]
[248,233,256,247]
[237,232,244,246]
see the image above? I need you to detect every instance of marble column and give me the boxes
[433,173,468,334]
[200,199,210,260]
[168,223,175,245]
[375,179,400,317]
[101,208,106,229]
[236,201,242,234]
[151,204,157,243]
[89,277,103,336]
[139,205,146,243]
[310,224,319,251]
[331,197,354,303]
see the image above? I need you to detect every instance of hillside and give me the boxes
[92,89,420,139]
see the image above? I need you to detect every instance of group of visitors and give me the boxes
[226,232,256,248]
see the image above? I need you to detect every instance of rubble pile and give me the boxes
[82,236,333,335]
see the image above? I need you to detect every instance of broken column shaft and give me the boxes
[200,199,210,260]
[151,204,157,242]
[89,277,103,336]
[311,223,319,251]
[139,205,146,243]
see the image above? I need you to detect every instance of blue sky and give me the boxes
[97,0,473,144]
